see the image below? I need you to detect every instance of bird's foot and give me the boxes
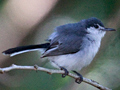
[60,66,69,78]
[72,70,83,84]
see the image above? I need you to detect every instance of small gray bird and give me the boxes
[2,17,115,83]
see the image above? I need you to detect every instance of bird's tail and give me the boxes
[2,43,50,57]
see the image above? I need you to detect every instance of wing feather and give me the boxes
[42,22,86,57]
[42,34,84,57]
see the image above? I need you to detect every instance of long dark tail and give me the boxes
[2,43,50,57]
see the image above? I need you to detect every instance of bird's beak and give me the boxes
[102,28,116,31]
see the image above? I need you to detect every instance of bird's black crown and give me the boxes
[85,17,104,29]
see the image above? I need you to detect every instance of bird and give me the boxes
[2,17,115,83]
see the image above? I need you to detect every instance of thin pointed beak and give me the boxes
[102,28,116,31]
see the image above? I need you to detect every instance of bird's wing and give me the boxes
[42,34,83,57]
[41,22,86,57]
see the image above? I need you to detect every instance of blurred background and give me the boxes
[0,0,120,90]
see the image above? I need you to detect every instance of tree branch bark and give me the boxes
[0,64,111,90]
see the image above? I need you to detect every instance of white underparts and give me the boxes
[48,28,106,71]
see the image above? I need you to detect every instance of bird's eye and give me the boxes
[94,24,99,29]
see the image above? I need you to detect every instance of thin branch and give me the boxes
[0,64,111,90]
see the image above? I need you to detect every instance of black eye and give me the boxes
[94,24,99,28]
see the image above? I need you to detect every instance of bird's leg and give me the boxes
[51,61,69,77]
[60,66,69,78]
[72,70,83,84]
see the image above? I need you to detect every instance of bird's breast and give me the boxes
[48,39,101,71]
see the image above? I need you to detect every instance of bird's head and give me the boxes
[84,17,116,38]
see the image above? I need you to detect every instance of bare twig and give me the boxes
[0,64,111,90]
